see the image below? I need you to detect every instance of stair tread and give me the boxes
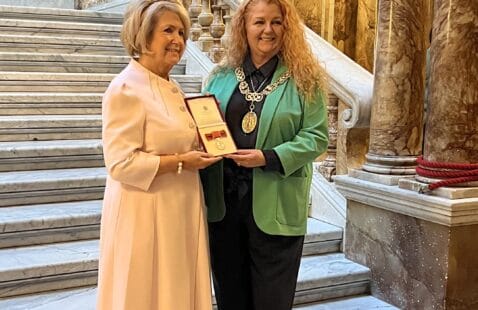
[0,71,201,80]
[0,33,122,44]
[0,114,101,121]
[0,52,187,64]
[0,18,122,31]
[305,218,342,243]
[0,52,129,63]
[0,239,98,282]
[0,90,197,99]
[0,167,106,193]
[0,139,102,158]
[295,295,398,309]
[0,92,103,99]
[0,289,398,310]
[296,254,369,291]
[0,242,368,287]
[0,200,102,233]
[0,5,123,22]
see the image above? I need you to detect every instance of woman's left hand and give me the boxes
[224,149,266,168]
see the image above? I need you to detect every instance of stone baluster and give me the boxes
[318,93,339,181]
[356,0,429,185]
[197,0,214,52]
[209,0,225,63]
[188,0,202,41]
[220,3,232,49]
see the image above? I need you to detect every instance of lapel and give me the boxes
[218,71,238,113]
[255,61,289,149]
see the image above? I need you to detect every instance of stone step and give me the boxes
[0,115,102,141]
[0,34,125,55]
[0,18,121,38]
[0,139,103,171]
[0,243,369,300]
[0,89,200,116]
[0,200,102,248]
[0,198,339,250]
[0,53,186,74]
[0,72,202,93]
[304,218,342,256]
[0,240,99,298]
[0,92,103,115]
[0,289,396,310]
[0,167,106,207]
[294,295,398,309]
[293,254,370,304]
[0,5,123,24]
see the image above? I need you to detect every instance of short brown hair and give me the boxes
[121,0,190,57]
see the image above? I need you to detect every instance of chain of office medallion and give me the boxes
[234,67,291,103]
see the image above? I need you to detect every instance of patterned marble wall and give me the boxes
[290,0,322,35]
[354,0,376,72]
[345,201,478,309]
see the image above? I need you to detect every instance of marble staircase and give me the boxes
[0,4,396,309]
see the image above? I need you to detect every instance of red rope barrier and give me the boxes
[416,156,478,192]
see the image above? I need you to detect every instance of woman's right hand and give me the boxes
[180,151,222,170]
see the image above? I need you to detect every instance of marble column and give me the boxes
[360,0,429,181]
[423,0,478,164]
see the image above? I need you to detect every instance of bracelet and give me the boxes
[175,153,183,175]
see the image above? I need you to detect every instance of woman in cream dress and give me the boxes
[96,1,219,309]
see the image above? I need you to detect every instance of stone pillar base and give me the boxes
[399,178,478,199]
[335,175,478,309]
[362,154,417,175]
[349,168,414,186]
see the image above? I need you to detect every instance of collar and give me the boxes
[243,53,279,78]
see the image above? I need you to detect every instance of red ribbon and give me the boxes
[205,130,227,140]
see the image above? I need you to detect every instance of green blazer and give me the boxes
[201,63,328,236]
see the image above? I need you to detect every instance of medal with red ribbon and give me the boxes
[205,130,227,150]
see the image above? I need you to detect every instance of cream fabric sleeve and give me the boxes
[102,82,161,191]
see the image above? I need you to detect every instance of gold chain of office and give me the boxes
[234,67,290,133]
[234,67,291,103]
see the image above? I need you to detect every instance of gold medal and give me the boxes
[215,138,226,150]
[241,111,257,134]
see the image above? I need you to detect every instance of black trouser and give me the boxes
[208,186,304,310]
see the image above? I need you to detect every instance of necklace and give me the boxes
[235,67,290,134]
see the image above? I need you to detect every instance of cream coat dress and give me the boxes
[97,60,212,310]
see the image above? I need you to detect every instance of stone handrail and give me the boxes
[305,28,373,128]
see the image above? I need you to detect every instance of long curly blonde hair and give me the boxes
[219,0,327,103]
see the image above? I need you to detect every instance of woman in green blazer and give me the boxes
[201,0,328,309]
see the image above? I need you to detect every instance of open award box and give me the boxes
[184,95,237,156]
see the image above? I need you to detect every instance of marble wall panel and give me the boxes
[447,225,478,309]
[291,0,322,35]
[354,0,376,72]
[345,200,478,309]
[424,0,478,163]
[333,0,358,57]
